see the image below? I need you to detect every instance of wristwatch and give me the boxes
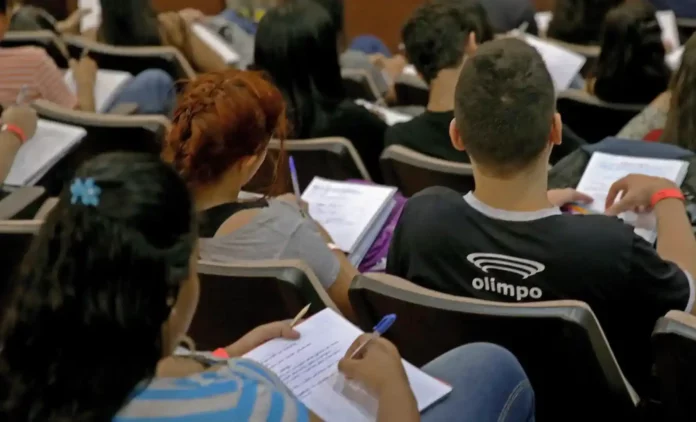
[1,123,27,144]
[650,188,685,207]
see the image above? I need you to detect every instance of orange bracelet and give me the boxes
[212,348,229,359]
[1,124,27,144]
[650,188,685,208]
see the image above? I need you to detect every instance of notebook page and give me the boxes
[301,178,396,253]
[244,309,451,422]
[523,35,586,92]
[576,152,689,242]
[5,120,86,186]
[656,10,680,50]
[191,23,240,65]
[355,100,413,126]
[79,0,101,33]
[64,69,133,112]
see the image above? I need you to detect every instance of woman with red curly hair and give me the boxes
[163,69,357,319]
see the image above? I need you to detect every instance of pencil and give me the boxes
[290,304,311,327]
[15,85,28,105]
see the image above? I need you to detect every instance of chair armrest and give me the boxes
[0,186,46,220]
[108,103,139,115]
[33,197,59,220]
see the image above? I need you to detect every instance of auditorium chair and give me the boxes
[188,259,340,351]
[1,30,69,68]
[341,68,382,103]
[394,71,429,107]
[677,18,696,44]
[64,36,197,81]
[0,186,46,220]
[244,137,372,194]
[380,145,474,196]
[349,273,641,422]
[31,99,169,195]
[652,310,696,422]
[556,89,645,143]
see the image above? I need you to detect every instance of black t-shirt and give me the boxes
[310,100,388,182]
[384,110,470,163]
[386,186,693,394]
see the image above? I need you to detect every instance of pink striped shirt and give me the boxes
[0,46,77,109]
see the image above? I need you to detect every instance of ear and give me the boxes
[550,112,563,147]
[464,31,479,57]
[450,118,465,151]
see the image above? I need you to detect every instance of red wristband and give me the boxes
[212,348,229,359]
[1,124,27,144]
[650,188,685,207]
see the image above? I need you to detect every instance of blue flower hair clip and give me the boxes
[70,178,101,207]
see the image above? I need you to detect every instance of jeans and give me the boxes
[106,69,176,116]
[421,343,536,422]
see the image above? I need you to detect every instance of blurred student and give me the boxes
[589,0,671,105]
[385,0,493,163]
[0,151,536,422]
[547,0,623,45]
[90,0,227,73]
[619,33,696,145]
[480,0,538,35]
[387,37,696,395]
[0,104,37,183]
[254,0,387,179]
[0,0,175,115]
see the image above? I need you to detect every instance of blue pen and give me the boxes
[350,314,397,358]
[288,156,307,217]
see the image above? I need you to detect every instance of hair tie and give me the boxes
[70,178,101,207]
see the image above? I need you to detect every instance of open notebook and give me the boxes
[191,23,240,66]
[522,35,586,92]
[355,99,413,126]
[575,152,689,243]
[244,308,452,422]
[5,120,87,186]
[302,178,396,266]
[64,69,133,113]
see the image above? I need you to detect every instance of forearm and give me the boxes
[377,382,420,422]
[0,132,22,183]
[75,81,96,112]
[655,199,696,282]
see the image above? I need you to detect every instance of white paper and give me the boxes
[656,10,681,51]
[576,152,689,242]
[666,46,684,70]
[64,69,133,113]
[191,23,240,65]
[301,178,396,253]
[535,11,553,35]
[402,64,418,76]
[5,120,86,186]
[354,99,413,126]
[523,35,586,92]
[244,309,451,422]
[79,0,101,33]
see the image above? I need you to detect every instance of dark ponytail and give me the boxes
[0,152,195,422]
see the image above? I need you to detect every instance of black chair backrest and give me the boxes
[341,68,381,103]
[652,311,696,422]
[0,221,40,306]
[189,260,339,350]
[380,145,474,196]
[556,89,645,143]
[677,18,696,44]
[1,30,69,68]
[0,186,46,220]
[64,36,196,81]
[394,72,429,107]
[349,274,640,422]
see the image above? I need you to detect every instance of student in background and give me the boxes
[254,0,387,180]
[479,0,538,35]
[162,69,358,319]
[387,38,696,396]
[0,152,537,422]
[0,0,175,115]
[91,0,227,73]
[547,0,623,45]
[619,33,696,145]
[385,0,493,163]
[589,0,671,105]
[0,104,37,183]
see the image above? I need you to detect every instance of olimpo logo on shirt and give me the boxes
[467,253,545,301]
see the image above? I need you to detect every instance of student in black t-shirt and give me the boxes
[387,38,696,395]
[384,0,493,163]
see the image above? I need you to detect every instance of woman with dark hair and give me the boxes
[86,0,227,73]
[589,0,671,105]
[659,35,696,148]
[254,0,388,180]
[0,154,537,421]
[547,0,623,45]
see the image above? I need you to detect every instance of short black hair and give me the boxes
[311,0,344,34]
[454,38,555,173]
[402,0,494,84]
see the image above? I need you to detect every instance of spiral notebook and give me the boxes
[301,178,396,266]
